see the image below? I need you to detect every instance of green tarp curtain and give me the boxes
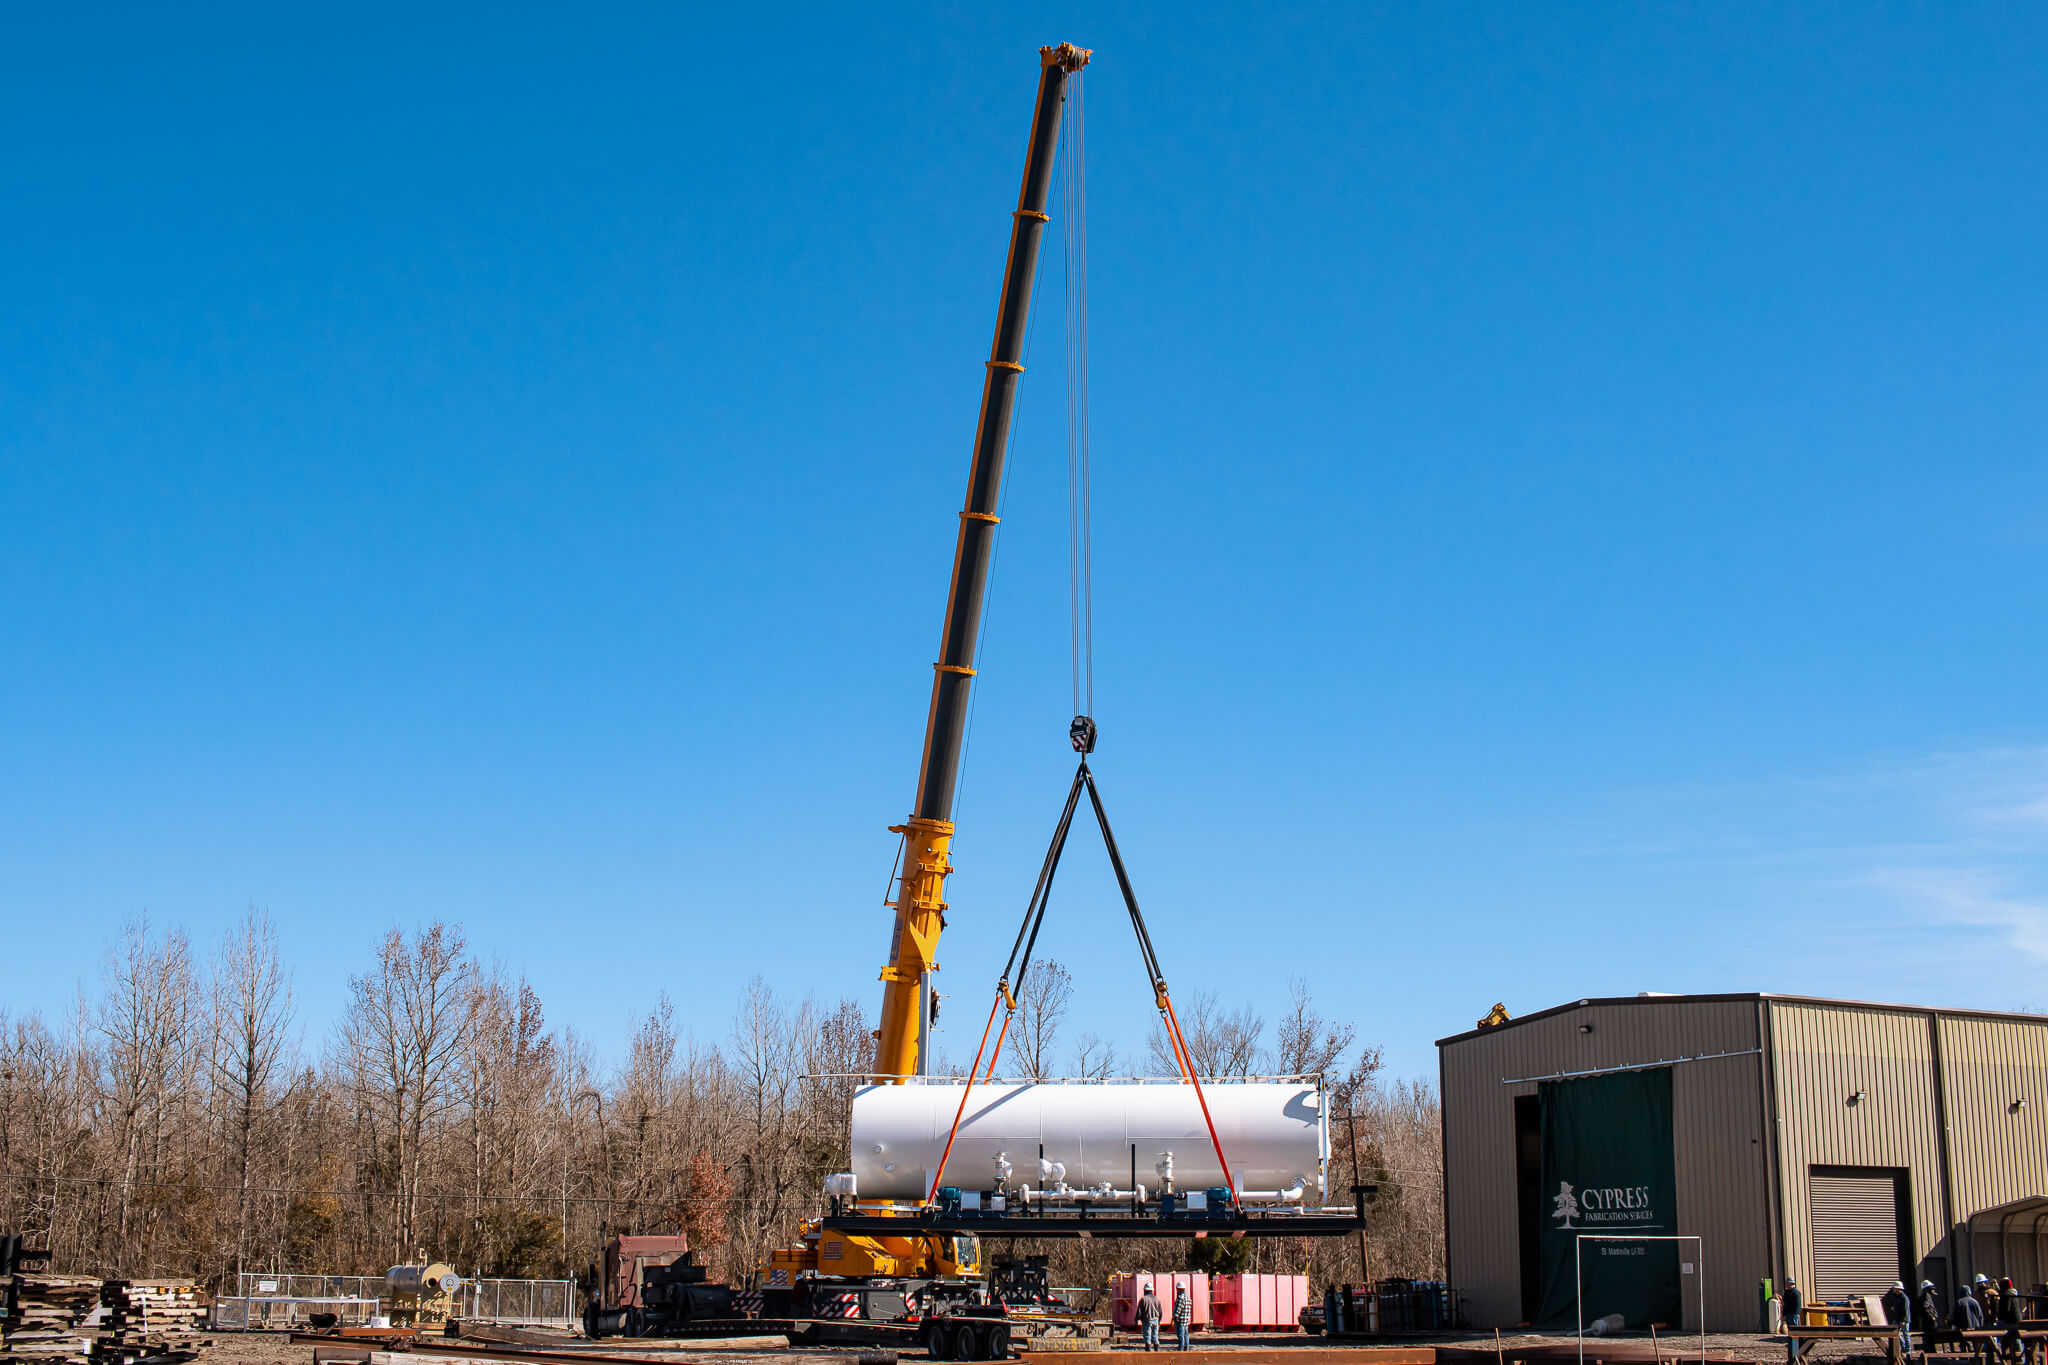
[1535,1066,1680,1329]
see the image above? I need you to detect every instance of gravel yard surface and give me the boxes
[188,1329,1857,1365]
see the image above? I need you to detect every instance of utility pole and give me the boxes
[1344,1105,1373,1293]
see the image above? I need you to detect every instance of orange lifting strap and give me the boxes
[924,756,1239,1204]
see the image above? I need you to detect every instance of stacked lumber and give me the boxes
[1,1275,101,1362]
[123,1286,207,1336]
[100,1283,141,1352]
[0,1276,203,1365]
[96,1282,201,1364]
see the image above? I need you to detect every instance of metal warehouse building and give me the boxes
[1438,993,2048,1332]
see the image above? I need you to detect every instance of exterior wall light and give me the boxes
[1848,1090,1866,1106]
[1578,1024,1594,1034]
[2011,1099,2028,1114]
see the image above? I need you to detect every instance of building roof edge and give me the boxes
[1436,991,2048,1050]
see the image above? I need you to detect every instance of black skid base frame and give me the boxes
[819,1210,1367,1239]
[821,1186,1375,1239]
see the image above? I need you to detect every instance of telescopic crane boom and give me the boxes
[875,42,1091,1081]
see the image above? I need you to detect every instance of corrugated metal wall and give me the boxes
[1766,1001,1946,1293]
[1440,998,1768,1331]
[1938,1017,2048,1246]
[1440,1020,1521,1330]
[1936,1014,2048,1285]
[1968,1225,2047,1290]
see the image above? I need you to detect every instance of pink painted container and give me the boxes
[1210,1273,1309,1330]
[1110,1272,1211,1329]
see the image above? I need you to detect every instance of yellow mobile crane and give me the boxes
[875,40,1090,1084]
[759,40,1090,1300]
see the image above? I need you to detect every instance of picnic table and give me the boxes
[1955,1328,2048,1365]
[1786,1324,1911,1365]
[1789,1324,2048,1365]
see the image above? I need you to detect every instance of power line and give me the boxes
[0,1172,778,1209]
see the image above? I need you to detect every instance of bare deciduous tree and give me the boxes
[1014,960,1074,1079]
[0,919,1444,1295]
[458,966,556,1274]
[1147,989,1264,1078]
[1071,1032,1118,1078]
[802,996,873,1174]
[1270,976,1356,1078]
[209,908,295,1279]
[98,915,199,1274]
[727,977,808,1277]
[339,922,474,1262]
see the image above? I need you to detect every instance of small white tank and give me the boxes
[849,1080,1326,1200]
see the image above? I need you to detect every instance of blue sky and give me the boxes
[3,5,2045,1082]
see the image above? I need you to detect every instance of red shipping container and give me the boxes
[1110,1272,1211,1329]
[1210,1273,1308,1330]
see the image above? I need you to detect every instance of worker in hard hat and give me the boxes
[1136,1284,1163,1351]
[1783,1277,1806,1356]
[1984,1276,2008,1362]
[1996,1278,2023,1363]
[1173,1285,1192,1351]
[1883,1280,1912,1365]
[1915,1281,1943,1358]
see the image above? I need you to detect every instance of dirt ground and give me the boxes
[189,1328,1850,1365]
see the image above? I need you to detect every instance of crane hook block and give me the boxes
[1069,715,1097,754]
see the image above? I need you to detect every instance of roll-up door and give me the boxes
[1809,1169,1906,1301]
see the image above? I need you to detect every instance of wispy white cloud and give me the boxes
[1843,749,2048,966]
[1547,744,2048,972]
[1863,866,2048,965]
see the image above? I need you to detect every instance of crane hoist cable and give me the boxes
[924,757,1240,1206]
[923,56,1237,1209]
[1062,72,1095,730]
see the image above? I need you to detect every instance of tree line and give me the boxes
[0,914,1442,1295]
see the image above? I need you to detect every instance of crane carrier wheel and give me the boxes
[924,1319,1011,1361]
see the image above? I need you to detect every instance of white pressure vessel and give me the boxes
[848,1080,1326,1200]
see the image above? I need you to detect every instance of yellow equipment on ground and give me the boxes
[384,1262,461,1327]
[760,1218,980,1284]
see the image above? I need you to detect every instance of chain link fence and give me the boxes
[459,1278,576,1326]
[211,1296,383,1330]
[216,1274,576,1330]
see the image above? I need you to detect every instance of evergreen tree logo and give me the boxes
[1552,1181,1581,1228]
